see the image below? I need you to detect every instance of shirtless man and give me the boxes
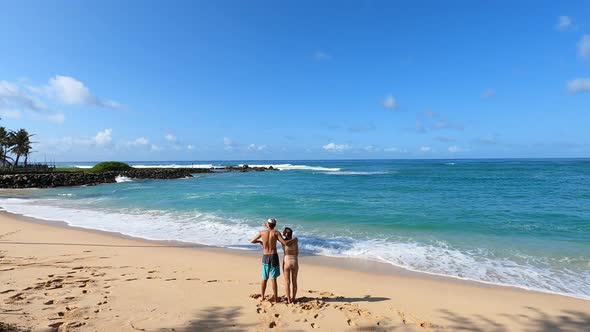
[250,218,290,303]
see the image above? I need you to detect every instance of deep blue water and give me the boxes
[1,159,589,299]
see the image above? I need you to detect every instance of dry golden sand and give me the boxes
[0,213,589,331]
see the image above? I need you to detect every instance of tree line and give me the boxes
[0,126,34,169]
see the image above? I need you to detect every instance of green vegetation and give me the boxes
[53,166,81,172]
[90,161,132,172]
[0,126,34,169]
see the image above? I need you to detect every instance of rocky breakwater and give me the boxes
[0,168,200,189]
[0,165,278,189]
[222,164,277,172]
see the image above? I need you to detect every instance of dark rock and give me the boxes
[0,165,278,189]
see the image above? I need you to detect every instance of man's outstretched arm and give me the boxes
[250,232,262,244]
[276,231,288,246]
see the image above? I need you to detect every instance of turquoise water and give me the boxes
[1,159,589,299]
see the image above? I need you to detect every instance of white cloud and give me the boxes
[384,147,404,153]
[433,121,464,131]
[0,109,21,119]
[436,136,456,142]
[419,146,432,152]
[0,80,46,111]
[448,145,463,153]
[150,144,161,151]
[94,128,112,145]
[381,94,397,110]
[322,142,350,152]
[478,136,497,144]
[47,112,65,123]
[364,145,381,152]
[566,78,590,93]
[556,16,572,31]
[314,51,332,61]
[127,137,149,147]
[223,137,235,151]
[187,144,195,150]
[348,123,376,133]
[46,75,122,109]
[223,137,233,146]
[481,88,496,99]
[248,143,267,151]
[424,110,438,118]
[578,35,590,58]
[165,134,176,142]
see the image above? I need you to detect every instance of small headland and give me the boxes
[0,162,277,189]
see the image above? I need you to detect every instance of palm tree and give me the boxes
[0,127,11,168]
[9,129,33,169]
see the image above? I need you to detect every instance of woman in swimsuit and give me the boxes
[281,227,299,304]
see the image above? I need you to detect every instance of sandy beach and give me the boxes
[0,213,588,331]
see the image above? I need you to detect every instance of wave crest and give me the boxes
[0,197,588,300]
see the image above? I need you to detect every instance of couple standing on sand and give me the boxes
[250,218,299,304]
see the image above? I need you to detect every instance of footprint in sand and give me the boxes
[395,309,439,329]
[206,280,218,283]
[165,278,176,281]
[125,278,138,281]
[269,321,277,328]
[8,292,26,301]
[347,319,357,326]
[185,277,200,281]
[48,322,64,330]
[0,289,15,294]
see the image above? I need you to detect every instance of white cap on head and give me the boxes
[267,218,277,225]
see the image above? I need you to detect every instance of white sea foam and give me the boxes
[241,164,341,172]
[115,175,134,183]
[0,197,588,300]
[73,163,340,172]
[323,171,389,175]
[131,164,214,169]
[0,198,258,248]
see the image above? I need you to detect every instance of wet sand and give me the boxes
[1,212,589,331]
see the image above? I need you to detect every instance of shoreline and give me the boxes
[1,208,588,302]
[2,210,589,331]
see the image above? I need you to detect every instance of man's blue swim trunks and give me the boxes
[261,253,280,280]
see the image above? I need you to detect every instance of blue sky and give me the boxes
[1,1,589,161]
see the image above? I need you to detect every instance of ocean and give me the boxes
[1,159,589,300]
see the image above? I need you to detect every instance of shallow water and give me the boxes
[1,159,589,299]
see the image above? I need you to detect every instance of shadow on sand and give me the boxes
[160,306,253,332]
[438,306,590,332]
[298,294,390,304]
